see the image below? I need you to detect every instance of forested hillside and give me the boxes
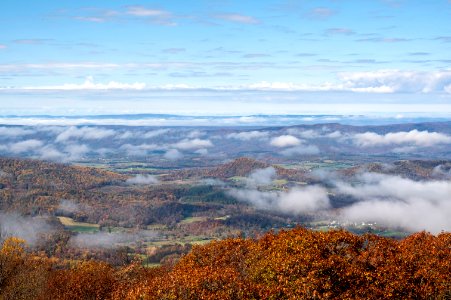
[1,228,450,299]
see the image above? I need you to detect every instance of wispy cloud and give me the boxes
[125,5,176,26]
[9,139,44,153]
[24,76,146,91]
[126,6,169,17]
[74,16,108,23]
[173,138,213,150]
[3,69,451,95]
[337,70,451,94]
[326,28,355,35]
[162,48,186,54]
[13,39,53,45]
[356,37,411,43]
[71,6,176,26]
[0,213,54,245]
[214,13,260,24]
[227,131,269,141]
[308,7,336,19]
[55,126,116,142]
[434,36,451,43]
[126,174,159,185]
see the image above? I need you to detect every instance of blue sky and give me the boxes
[1,0,451,116]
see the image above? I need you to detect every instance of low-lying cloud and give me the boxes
[280,145,320,156]
[164,148,183,160]
[57,199,82,215]
[227,131,268,141]
[335,173,451,233]
[9,139,44,153]
[228,185,331,214]
[173,138,213,150]
[56,126,116,143]
[0,213,54,245]
[126,174,159,185]
[69,230,158,248]
[270,135,302,147]
[353,130,451,147]
[245,167,277,187]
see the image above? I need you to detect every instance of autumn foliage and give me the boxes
[1,228,450,299]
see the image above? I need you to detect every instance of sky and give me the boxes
[1,0,451,117]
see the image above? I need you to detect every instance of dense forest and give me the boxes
[1,227,450,299]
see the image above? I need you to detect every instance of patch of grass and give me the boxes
[273,179,288,185]
[57,216,100,233]
[229,176,246,182]
[147,224,168,230]
[180,216,208,224]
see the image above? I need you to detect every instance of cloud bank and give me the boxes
[353,130,451,147]
[335,173,451,233]
[228,185,331,214]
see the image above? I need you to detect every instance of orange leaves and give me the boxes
[120,228,450,299]
[1,229,450,299]
[46,260,117,300]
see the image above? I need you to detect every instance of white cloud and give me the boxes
[9,139,43,153]
[245,167,277,187]
[58,200,81,214]
[120,143,160,156]
[228,185,330,214]
[337,70,451,94]
[174,138,213,150]
[115,129,170,140]
[226,131,269,141]
[25,76,146,91]
[353,130,451,147]
[0,127,34,137]
[214,13,260,24]
[270,135,302,147]
[286,129,321,139]
[64,144,90,160]
[126,6,169,17]
[125,6,176,26]
[69,230,158,249]
[126,174,159,185]
[164,149,183,160]
[280,145,320,156]
[224,70,451,94]
[56,126,116,142]
[33,143,89,162]
[186,130,204,139]
[0,44,6,49]
[335,173,451,233]
[36,145,66,161]
[143,129,170,138]
[75,16,107,23]
[0,213,54,245]
[195,148,209,155]
[3,67,451,95]
[325,131,342,138]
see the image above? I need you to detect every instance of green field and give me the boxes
[179,216,208,224]
[57,217,100,233]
